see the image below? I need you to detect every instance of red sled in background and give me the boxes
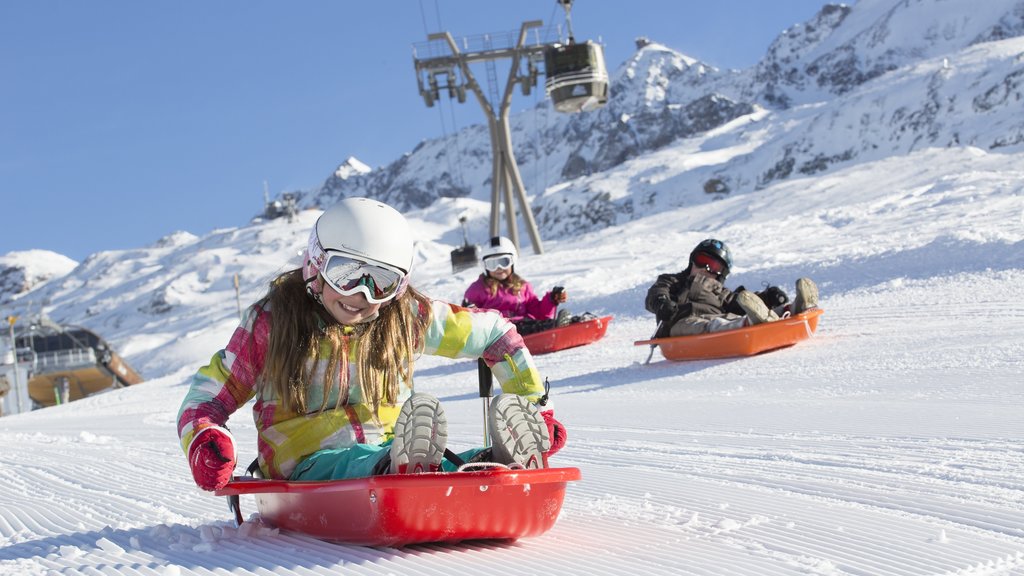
[523,315,613,355]
[635,309,823,361]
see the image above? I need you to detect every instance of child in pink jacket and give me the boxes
[463,236,567,325]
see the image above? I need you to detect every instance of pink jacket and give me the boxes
[464,276,558,322]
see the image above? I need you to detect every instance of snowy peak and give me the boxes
[0,250,78,304]
[334,156,371,180]
[151,230,200,250]
[612,38,726,111]
[618,38,710,82]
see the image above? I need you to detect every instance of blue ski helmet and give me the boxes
[690,239,733,279]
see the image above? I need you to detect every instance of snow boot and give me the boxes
[737,290,779,325]
[389,393,447,474]
[555,308,572,327]
[488,394,551,469]
[793,278,819,315]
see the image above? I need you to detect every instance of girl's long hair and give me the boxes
[480,270,525,296]
[258,269,431,416]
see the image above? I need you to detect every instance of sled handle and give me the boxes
[478,359,493,446]
[227,493,243,527]
[644,321,664,364]
[225,458,262,527]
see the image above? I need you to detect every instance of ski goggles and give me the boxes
[692,252,725,276]
[321,253,406,304]
[482,254,514,271]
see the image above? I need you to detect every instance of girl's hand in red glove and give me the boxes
[540,410,566,456]
[187,427,236,491]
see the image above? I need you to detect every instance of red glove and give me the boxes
[540,410,566,456]
[188,427,236,491]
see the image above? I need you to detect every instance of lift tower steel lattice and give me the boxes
[414,21,548,254]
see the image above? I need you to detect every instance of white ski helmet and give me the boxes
[302,198,414,298]
[480,236,518,269]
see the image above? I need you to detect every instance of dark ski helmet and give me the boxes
[689,238,732,279]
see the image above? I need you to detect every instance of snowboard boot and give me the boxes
[488,394,551,469]
[555,308,572,327]
[792,278,819,315]
[389,393,448,474]
[737,290,779,325]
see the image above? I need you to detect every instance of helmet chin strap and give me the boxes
[305,275,324,305]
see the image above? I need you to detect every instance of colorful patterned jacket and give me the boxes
[463,277,558,322]
[177,298,545,479]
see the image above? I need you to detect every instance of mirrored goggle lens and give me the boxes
[322,254,404,303]
[483,255,514,271]
[692,253,724,275]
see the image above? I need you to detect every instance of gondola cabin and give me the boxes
[16,322,143,408]
[544,41,609,113]
[450,215,479,273]
[451,244,479,273]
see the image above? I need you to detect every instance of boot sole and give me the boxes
[488,395,551,469]
[794,278,819,314]
[737,290,774,325]
[390,393,447,474]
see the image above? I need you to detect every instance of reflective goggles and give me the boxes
[321,253,405,304]
[482,254,514,272]
[692,252,725,276]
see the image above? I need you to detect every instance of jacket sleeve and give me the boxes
[645,272,683,312]
[463,277,486,308]
[521,281,558,320]
[420,299,547,406]
[177,303,267,455]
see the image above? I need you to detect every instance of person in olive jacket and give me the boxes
[645,239,818,338]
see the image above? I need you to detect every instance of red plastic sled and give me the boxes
[215,466,581,547]
[634,309,823,361]
[523,315,613,355]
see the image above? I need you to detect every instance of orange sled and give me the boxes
[523,315,613,355]
[634,308,823,361]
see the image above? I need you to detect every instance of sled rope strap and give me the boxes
[444,448,467,467]
[344,406,367,444]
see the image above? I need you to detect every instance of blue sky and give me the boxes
[1,0,832,261]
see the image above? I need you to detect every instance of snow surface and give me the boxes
[1,139,1022,574]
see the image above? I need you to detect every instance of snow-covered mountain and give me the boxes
[1,1,1024,573]
[288,0,1024,240]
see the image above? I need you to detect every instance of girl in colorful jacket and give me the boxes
[178,199,566,491]
[462,236,568,323]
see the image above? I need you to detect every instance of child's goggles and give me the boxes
[483,254,514,271]
[322,253,405,304]
[692,252,725,276]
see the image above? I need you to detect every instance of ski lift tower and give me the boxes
[413,0,608,255]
